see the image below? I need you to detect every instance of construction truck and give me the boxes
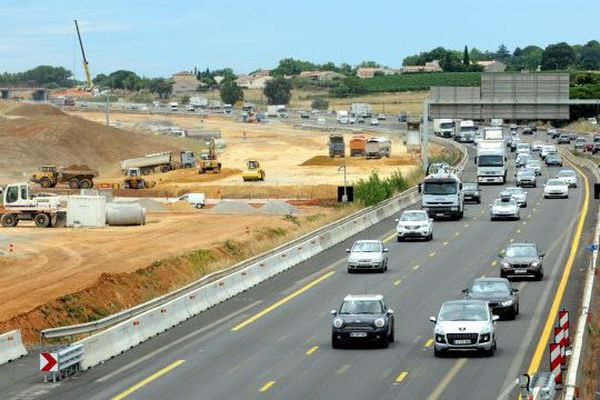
[419,165,464,220]
[349,135,366,157]
[365,137,391,159]
[0,183,65,228]
[123,168,152,189]
[198,139,221,174]
[120,151,196,175]
[329,133,345,157]
[242,160,265,182]
[30,165,98,189]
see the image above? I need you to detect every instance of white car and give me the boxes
[556,169,577,188]
[525,159,542,176]
[346,240,388,273]
[174,193,206,208]
[395,210,433,241]
[515,153,532,168]
[531,141,545,152]
[544,179,569,199]
[541,145,557,160]
[490,195,520,220]
[516,143,531,155]
[501,187,528,208]
[370,118,380,126]
[377,113,387,120]
[430,300,498,357]
[349,117,357,124]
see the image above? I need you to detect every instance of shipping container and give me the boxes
[66,195,106,227]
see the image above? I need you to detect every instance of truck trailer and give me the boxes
[434,119,456,138]
[476,139,507,184]
[328,134,345,157]
[349,135,366,156]
[365,137,391,159]
[351,103,373,118]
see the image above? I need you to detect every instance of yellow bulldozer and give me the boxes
[198,138,222,174]
[242,159,265,182]
[123,168,153,189]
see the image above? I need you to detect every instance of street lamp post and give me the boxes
[338,161,348,203]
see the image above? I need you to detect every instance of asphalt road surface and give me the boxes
[1,131,592,400]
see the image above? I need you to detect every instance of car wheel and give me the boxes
[499,271,506,279]
[515,302,520,316]
[476,198,481,204]
[380,334,389,348]
[397,236,402,243]
[485,340,496,357]
[433,346,444,358]
[536,268,543,281]
[389,326,395,343]
[332,334,341,349]
[523,202,527,208]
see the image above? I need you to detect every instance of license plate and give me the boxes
[486,178,494,182]
[350,332,367,338]
[454,339,471,344]
[515,269,527,274]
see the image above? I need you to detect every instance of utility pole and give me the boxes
[338,161,348,203]
[421,100,430,173]
[105,91,110,127]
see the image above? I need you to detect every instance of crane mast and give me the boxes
[73,19,93,88]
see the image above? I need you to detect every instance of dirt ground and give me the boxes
[69,110,421,190]
[0,207,328,322]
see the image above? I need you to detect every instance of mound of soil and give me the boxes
[0,104,189,182]
[300,155,417,167]
[6,103,65,117]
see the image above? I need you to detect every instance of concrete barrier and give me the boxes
[0,330,27,366]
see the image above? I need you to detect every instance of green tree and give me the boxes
[263,78,292,104]
[271,58,318,76]
[106,70,141,89]
[463,45,470,65]
[311,97,329,110]
[358,60,381,68]
[541,42,576,70]
[219,79,244,104]
[511,45,543,70]
[329,76,369,97]
[180,95,191,105]
[496,44,510,61]
[147,78,172,98]
[579,40,600,70]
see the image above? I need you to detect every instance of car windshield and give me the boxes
[471,281,510,294]
[439,303,488,321]
[440,122,455,129]
[547,179,563,186]
[494,198,515,206]
[505,245,537,258]
[478,155,504,167]
[558,171,576,177]
[400,212,427,221]
[526,161,540,167]
[461,126,477,133]
[422,182,457,195]
[352,242,381,252]
[463,183,478,190]
[340,300,383,315]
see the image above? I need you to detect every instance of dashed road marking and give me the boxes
[491,260,497,267]
[455,232,460,236]
[413,264,421,270]
[306,346,319,356]
[464,223,470,228]
[443,241,449,246]
[259,381,276,393]
[429,252,436,257]
[394,279,402,286]
[516,229,521,234]
[424,338,434,348]
[336,364,351,374]
[395,371,409,383]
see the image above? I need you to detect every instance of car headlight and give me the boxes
[480,333,491,342]
[435,333,445,343]
[333,318,343,328]
[374,318,385,328]
[501,299,513,307]
[531,261,539,268]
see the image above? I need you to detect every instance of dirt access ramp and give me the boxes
[0,102,201,183]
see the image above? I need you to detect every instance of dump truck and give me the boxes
[329,133,345,157]
[365,137,391,159]
[351,103,372,118]
[0,182,65,228]
[30,165,99,189]
[242,159,265,181]
[120,151,196,175]
[349,135,367,157]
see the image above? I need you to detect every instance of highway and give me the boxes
[1,132,592,400]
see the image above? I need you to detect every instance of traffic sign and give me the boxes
[40,352,58,372]
[586,243,598,253]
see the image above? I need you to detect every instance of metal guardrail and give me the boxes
[41,135,467,340]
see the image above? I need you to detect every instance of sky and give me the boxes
[2,0,599,80]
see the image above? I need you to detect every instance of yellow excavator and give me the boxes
[242,159,265,182]
[198,138,222,174]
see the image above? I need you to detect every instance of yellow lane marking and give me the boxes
[533,208,537,212]
[527,214,532,218]
[455,232,460,236]
[516,229,521,234]
[509,238,514,243]
[383,233,396,243]
[395,371,409,383]
[442,241,449,246]
[473,217,478,220]
[464,223,470,228]
[306,346,319,356]
[491,260,497,267]
[424,338,434,347]
[429,252,436,257]
[527,162,589,375]
[522,221,527,226]
[111,360,185,400]
[413,265,421,270]
[259,380,276,393]
[232,271,335,331]
[480,209,485,214]
[394,279,402,286]
[426,358,467,400]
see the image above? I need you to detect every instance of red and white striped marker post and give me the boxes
[559,309,570,346]
[554,326,567,369]
[550,343,562,386]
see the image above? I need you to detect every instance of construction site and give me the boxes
[0,100,427,341]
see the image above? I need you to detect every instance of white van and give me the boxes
[175,193,206,208]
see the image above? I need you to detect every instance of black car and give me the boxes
[499,242,545,280]
[461,182,481,203]
[522,127,534,135]
[557,134,571,144]
[331,294,395,348]
[463,278,519,319]
[529,125,538,133]
[299,111,310,119]
[545,154,563,167]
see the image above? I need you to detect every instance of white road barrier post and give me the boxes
[0,330,27,366]
[549,343,562,387]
